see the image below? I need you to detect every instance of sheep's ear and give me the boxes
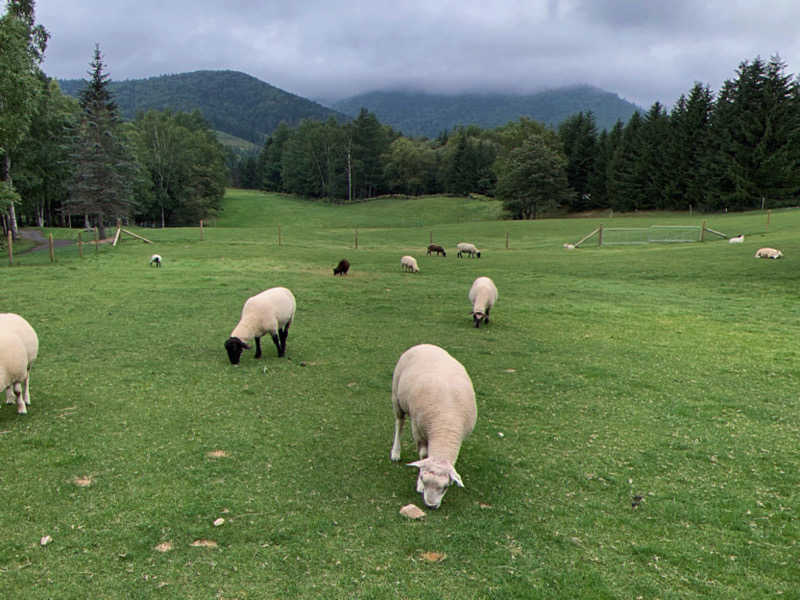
[449,466,464,488]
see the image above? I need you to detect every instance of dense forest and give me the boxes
[331,86,640,137]
[238,55,800,218]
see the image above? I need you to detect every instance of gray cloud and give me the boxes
[35,0,800,107]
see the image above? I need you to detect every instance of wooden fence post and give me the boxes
[505,231,509,249]
[598,225,603,247]
[767,209,771,230]
[78,231,83,258]
[354,228,358,249]
[200,219,204,240]
[48,234,55,263]
[94,227,99,253]
[277,225,281,247]
[7,230,12,266]
[701,220,706,242]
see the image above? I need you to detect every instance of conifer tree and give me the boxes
[67,44,136,237]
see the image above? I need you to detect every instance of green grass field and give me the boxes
[2,190,799,598]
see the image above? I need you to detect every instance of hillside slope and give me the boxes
[332,86,640,136]
[58,70,346,145]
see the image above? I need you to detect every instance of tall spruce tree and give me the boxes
[558,111,597,211]
[607,112,645,211]
[67,44,136,237]
[665,83,714,211]
[707,56,800,211]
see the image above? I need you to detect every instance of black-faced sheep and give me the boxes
[390,344,477,509]
[150,254,162,267]
[426,244,446,257]
[225,287,296,364]
[0,313,38,411]
[468,276,498,328]
[333,258,350,276]
[401,256,420,272]
[456,242,481,258]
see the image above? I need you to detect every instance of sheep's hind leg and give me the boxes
[254,336,263,358]
[279,321,291,356]
[271,333,283,357]
[13,383,26,415]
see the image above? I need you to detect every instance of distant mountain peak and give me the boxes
[58,70,346,145]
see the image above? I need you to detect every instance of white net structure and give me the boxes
[601,225,702,246]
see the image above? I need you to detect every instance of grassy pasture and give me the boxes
[1,190,799,598]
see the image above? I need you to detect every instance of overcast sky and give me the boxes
[34,0,800,108]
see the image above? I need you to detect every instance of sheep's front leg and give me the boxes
[279,321,291,355]
[24,371,31,406]
[391,413,405,461]
[5,387,13,405]
[254,336,262,359]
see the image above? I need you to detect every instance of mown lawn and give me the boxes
[1,191,798,598]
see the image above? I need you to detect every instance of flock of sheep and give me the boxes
[220,241,496,508]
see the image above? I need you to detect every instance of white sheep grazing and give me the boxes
[0,313,38,409]
[729,235,744,244]
[468,276,498,328]
[400,255,419,273]
[150,254,162,267]
[0,330,30,414]
[224,287,296,364]
[456,242,481,258]
[755,247,783,259]
[390,344,477,509]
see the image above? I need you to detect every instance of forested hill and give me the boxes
[58,70,346,145]
[331,86,640,137]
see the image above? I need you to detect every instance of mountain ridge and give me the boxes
[58,70,641,145]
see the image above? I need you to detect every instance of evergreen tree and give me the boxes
[607,112,645,211]
[637,102,670,209]
[67,45,136,237]
[559,111,597,211]
[347,108,390,200]
[706,56,800,211]
[259,122,291,191]
[665,83,714,211]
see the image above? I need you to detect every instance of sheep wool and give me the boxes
[729,235,744,244]
[0,313,38,408]
[333,258,350,276]
[391,344,477,509]
[468,276,498,328]
[456,242,481,258]
[400,256,419,273]
[150,254,162,267]
[755,247,783,259]
[225,287,296,364]
[0,330,30,414]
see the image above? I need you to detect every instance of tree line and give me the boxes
[235,55,800,219]
[0,1,228,240]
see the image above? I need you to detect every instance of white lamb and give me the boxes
[400,255,419,272]
[0,330,30,414]
[390,344,477,509]
[0,313,38,409]
[755,247,783,259]
[456,242,481,258]
[729,235,744,244]
[468,276,498,328]
[224,287,296,364]
[150,254,162,267]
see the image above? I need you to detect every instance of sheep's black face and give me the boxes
[224,337,250,364]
